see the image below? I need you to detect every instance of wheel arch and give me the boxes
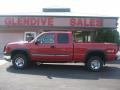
[85,50,107,64]
[11,48,31,61]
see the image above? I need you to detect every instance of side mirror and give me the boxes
[35,40,39,45]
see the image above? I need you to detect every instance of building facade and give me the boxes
[0,15,118,51]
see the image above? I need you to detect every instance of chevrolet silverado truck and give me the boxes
[3,32,118,71]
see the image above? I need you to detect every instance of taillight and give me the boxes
[106,49,116,54]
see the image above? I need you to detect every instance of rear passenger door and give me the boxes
[55,33,73,61]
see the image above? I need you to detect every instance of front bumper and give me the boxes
[3,53,11,62]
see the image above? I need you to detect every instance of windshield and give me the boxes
[30,33,44,43]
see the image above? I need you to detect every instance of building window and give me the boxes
[24,32,36,42]
[73,31,95,42]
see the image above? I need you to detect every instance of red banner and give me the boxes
[3,16,104,27]
[4,17,54,26]
[70,18,103,27]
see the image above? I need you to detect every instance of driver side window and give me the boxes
[37,33,54,44]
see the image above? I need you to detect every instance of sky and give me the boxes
[0,0,120,31]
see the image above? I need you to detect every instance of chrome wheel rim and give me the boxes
[91,60,100,70]
[15,57,24,67]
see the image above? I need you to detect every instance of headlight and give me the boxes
[3,45,6,52]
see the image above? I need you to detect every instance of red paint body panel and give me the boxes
[55,32,73,61]
[4,32,118,63]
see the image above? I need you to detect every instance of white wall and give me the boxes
[0,32,24,52]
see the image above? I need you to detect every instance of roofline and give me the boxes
[0,15,118,19]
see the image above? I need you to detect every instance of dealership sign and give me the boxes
[0,16,118,28]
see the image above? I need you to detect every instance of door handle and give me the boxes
[50,45,55,48]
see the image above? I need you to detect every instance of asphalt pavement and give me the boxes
[0,60,120,90]
[0,51,120,90]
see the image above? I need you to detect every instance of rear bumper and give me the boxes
[116,51,120,60]
[3,53,11,62]
[107,53,119,61]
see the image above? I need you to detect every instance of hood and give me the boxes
[8,41,29,45]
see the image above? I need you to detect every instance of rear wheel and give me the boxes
[12,54,29,69]
[86,56,103,72]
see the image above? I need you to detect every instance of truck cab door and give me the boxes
[31,33,56,62]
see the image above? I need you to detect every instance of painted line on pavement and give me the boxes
[0,60,8,65]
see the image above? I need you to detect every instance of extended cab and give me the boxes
[3,32,118,71]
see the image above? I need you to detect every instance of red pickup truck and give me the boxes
[3,31,118,71]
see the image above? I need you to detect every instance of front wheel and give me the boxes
[86,56,104,72]
[12,54,29,69]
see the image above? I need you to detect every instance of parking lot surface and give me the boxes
[0,60,120,90]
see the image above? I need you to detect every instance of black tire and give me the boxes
[12,54,29,69]
[86,56,103,72]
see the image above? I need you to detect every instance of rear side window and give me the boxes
[57,33,69,43]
